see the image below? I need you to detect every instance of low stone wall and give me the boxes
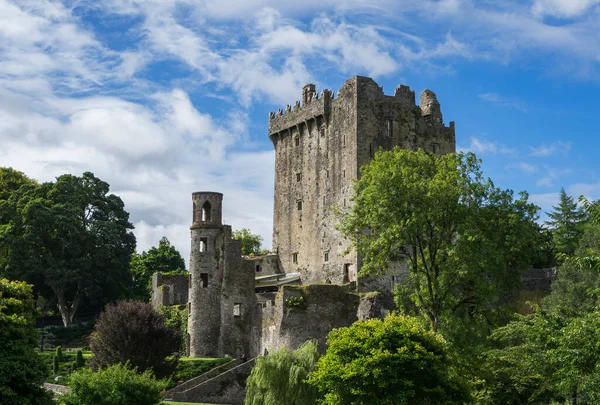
[43,382,70,396]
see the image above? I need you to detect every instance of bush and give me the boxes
[75,351,84,368]
[61,363,164,405]
[53,356,59,374]
[158,305,188,355]
[90,300,181,377]
[55,346,63,361]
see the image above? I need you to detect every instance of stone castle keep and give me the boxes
[152,76,456,359]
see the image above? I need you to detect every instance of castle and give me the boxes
[152,76,456,359]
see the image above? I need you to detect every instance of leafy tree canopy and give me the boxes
[245,340,321,405]
[130,237,185,301]
[339,148,540,332]
[0,172,136,326]
[308,313,470,405]
[0,279,54,405]
[0,167,36,201]
[233,228,269,256]
[61,362,164,405]
[90,300,181,378]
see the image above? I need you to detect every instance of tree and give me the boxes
[0,167,36,201]
[0,172,136,326]
[90,300,181,377]
[233,228,269,256]
[245,340,321,405]
[0,279,54,405]
[545,188,587,256]
[61,363,164,405]
[130,237,186,301]
[308,313,470,405]
[339,149,540,332]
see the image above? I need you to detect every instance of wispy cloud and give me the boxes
[530,141,572,157]
[535,166,573,188]
[478,92,528,112]
[506,162,539,174]
[460,137,517,156]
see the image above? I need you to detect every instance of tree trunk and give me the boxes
[54,286,81,327]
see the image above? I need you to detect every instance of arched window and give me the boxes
[201,201,211,221]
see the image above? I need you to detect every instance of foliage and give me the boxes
[246,340,322,405]
[0,167,36,202]
[545,187,588,256]
[0,172,136,326]
[75,351,84,368]
[479,308,600,404]
[55,346,63,361]
[0,279,54,405]
[90,300,181,378]
[60,363,165,405]
[130,237,186,301]
[339,149,540,332]
[167,358,230,389]
[285,295,306,309]
[41,322,95,350]
[308,314,470,405]
[158,305,188,355]
[232,228,269,256]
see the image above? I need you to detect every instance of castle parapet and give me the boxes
[268,87,334,136]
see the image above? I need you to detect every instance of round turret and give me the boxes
[191,191,223,229]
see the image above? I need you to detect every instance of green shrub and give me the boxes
[55,346,63,361]
[158,305,188,355]
[167,358,230,389]
[53,355,59,374]
[75,350,85,368]
[61,363,165,405]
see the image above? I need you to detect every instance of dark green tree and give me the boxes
[0,172,136,326]
[90,300,181,377]
[339,149,540,333]
[0,279,54,405]
[545,188,587,256]
[0,167,36,201]
[245,340,321,405]
[130,237,185,301]
[232,228,269,256]
[308,313,470,405]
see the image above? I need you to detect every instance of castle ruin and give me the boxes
[154,76,456,359]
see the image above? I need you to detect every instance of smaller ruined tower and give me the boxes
[187,191,257,358]
[188,192,224,357]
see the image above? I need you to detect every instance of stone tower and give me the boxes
[188,192,257,358]
[268,76,456,294]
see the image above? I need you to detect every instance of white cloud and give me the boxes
[530,141,572,157]
[478,92,527,112]
[506,162,539,174]
[535,166,572,188]
[532,0,600,18]
[460,137,517,155]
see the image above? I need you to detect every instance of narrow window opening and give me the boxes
[343,264,350,284]
[292,253,298,264]
[295,136,300,146]
[296,172,302,182]
[387,118,393,137]
[343,198,346,207]
[326,170,329,179]
[200,273,208,288]
[233,303,241,317]
[343,134,346,146]
[188,302,191,314]
[199,237,207,252]
[297,200,302,211]
[343,170,345,178]
[201,201,211,221]
[256,265,262,273]
[431,143,440,153]
[324,252,329,262]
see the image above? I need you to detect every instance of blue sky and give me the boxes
[2,0,600,263]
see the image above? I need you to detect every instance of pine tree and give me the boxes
[545,188,587,256]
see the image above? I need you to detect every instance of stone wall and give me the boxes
[245,253,282,275]
[260,284,361,353]
[151,272,189,309]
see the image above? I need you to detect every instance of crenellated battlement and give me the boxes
[268,76,451,138]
